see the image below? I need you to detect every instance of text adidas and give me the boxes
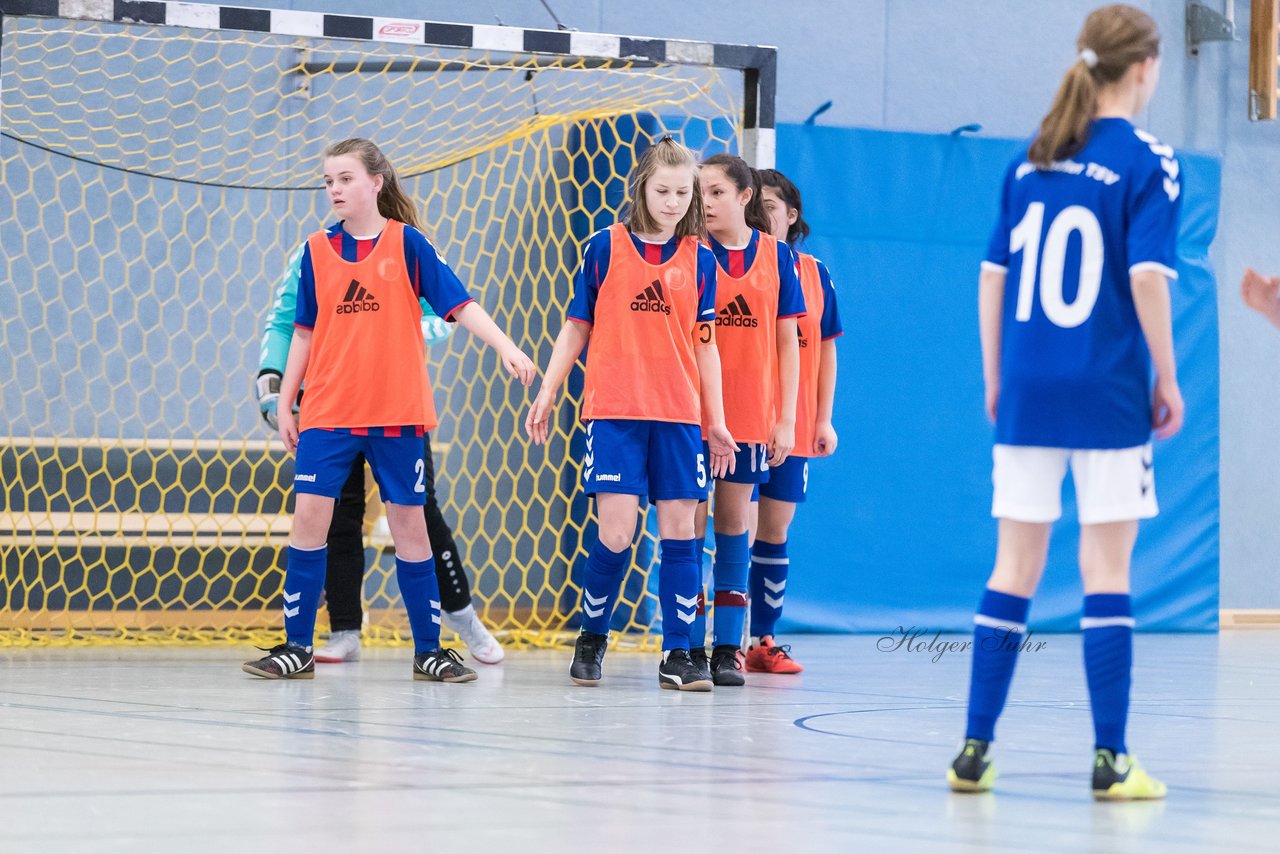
[630,298,671,314]
[336,300,380,314]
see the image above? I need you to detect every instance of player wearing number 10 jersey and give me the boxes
[987,123,1180,453]
[949,5,1181,801]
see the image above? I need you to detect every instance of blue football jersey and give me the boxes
[984,118,1182,449]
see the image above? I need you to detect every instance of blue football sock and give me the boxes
[579,540,630,636]
[965,588,1032,742]
[1082,593,1134,755]
[284,544,327,649]
[396,556,441,654]
[658,538,699,651]
[711,530,750,648]
[690,536,708,649]
[749,538,789,639]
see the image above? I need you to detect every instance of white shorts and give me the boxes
[991,444,1157,525]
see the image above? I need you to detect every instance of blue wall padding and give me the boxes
[774,124,1219,633]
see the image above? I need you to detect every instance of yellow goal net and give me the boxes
[0,1,775,647]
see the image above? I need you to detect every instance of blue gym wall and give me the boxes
[184,0,1277,614]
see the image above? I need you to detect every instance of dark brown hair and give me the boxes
[624,136,704,238]
[701,153,770,233]
[1028,4,1160,167]
[756,168,810,245]
[322,138,422,231]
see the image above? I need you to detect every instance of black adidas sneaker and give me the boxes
[413,647,478,683]
[242,642,315,680]
[570,631,608,686]
[658,648,712,692]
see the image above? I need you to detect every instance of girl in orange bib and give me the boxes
[692,154,805,686]
[526,138,737,691]
[745,168,843,675]
[243,138,534,682]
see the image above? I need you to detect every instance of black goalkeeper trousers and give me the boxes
[325,434,472,632]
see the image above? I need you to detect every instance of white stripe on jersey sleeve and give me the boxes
[1129,261,1179,280]
[980,260,1008,273]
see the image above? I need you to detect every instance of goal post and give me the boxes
[0,0,777,647]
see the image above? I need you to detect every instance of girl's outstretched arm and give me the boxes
[452,301,537,387]
[525,321,592,445]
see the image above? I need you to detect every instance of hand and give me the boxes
[278,407,300,454]
[502,345,537,387]
[767,419,794,467]
[706,424,737,478]
[813,420,838,457]
[255,371,281,432]
[1152,376,1184,440]
[525,387,556,445]
[985,382,999,423]
[1242,268,1280,329]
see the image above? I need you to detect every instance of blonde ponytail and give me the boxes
[1028,4,1161,168]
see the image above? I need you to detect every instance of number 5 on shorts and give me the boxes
[696,453,707,488]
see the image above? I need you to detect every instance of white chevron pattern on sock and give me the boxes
[674,593,697,624]
[583,589,608,618]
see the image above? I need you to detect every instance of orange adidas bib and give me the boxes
[707,232,782,444]
[793,252,826,457]
[299,220,437,431]
[581,224,705,424]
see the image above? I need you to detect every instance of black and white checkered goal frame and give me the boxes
[0,0,777,166]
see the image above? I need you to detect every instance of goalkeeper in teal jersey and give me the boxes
[256,236,504,664]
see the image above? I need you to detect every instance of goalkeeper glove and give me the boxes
[256,370,281,431]
[422,314,453,346]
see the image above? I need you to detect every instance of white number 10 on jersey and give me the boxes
[1010,202,1103,329]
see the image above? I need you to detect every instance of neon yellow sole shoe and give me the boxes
[1092,750,1167,801]
[948,738,998,793]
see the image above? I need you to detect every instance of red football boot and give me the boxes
[744,636,804,674]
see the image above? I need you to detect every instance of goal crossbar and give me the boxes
[0,0,777,164]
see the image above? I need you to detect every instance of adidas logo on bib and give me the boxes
[630,279,671,314]
[717,294,758,328]
[336,278,380,314]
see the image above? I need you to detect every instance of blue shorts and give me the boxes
[759,455,809,503]
[705,441,770,485]
[584,419,708,502]
[294,429,427,506]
